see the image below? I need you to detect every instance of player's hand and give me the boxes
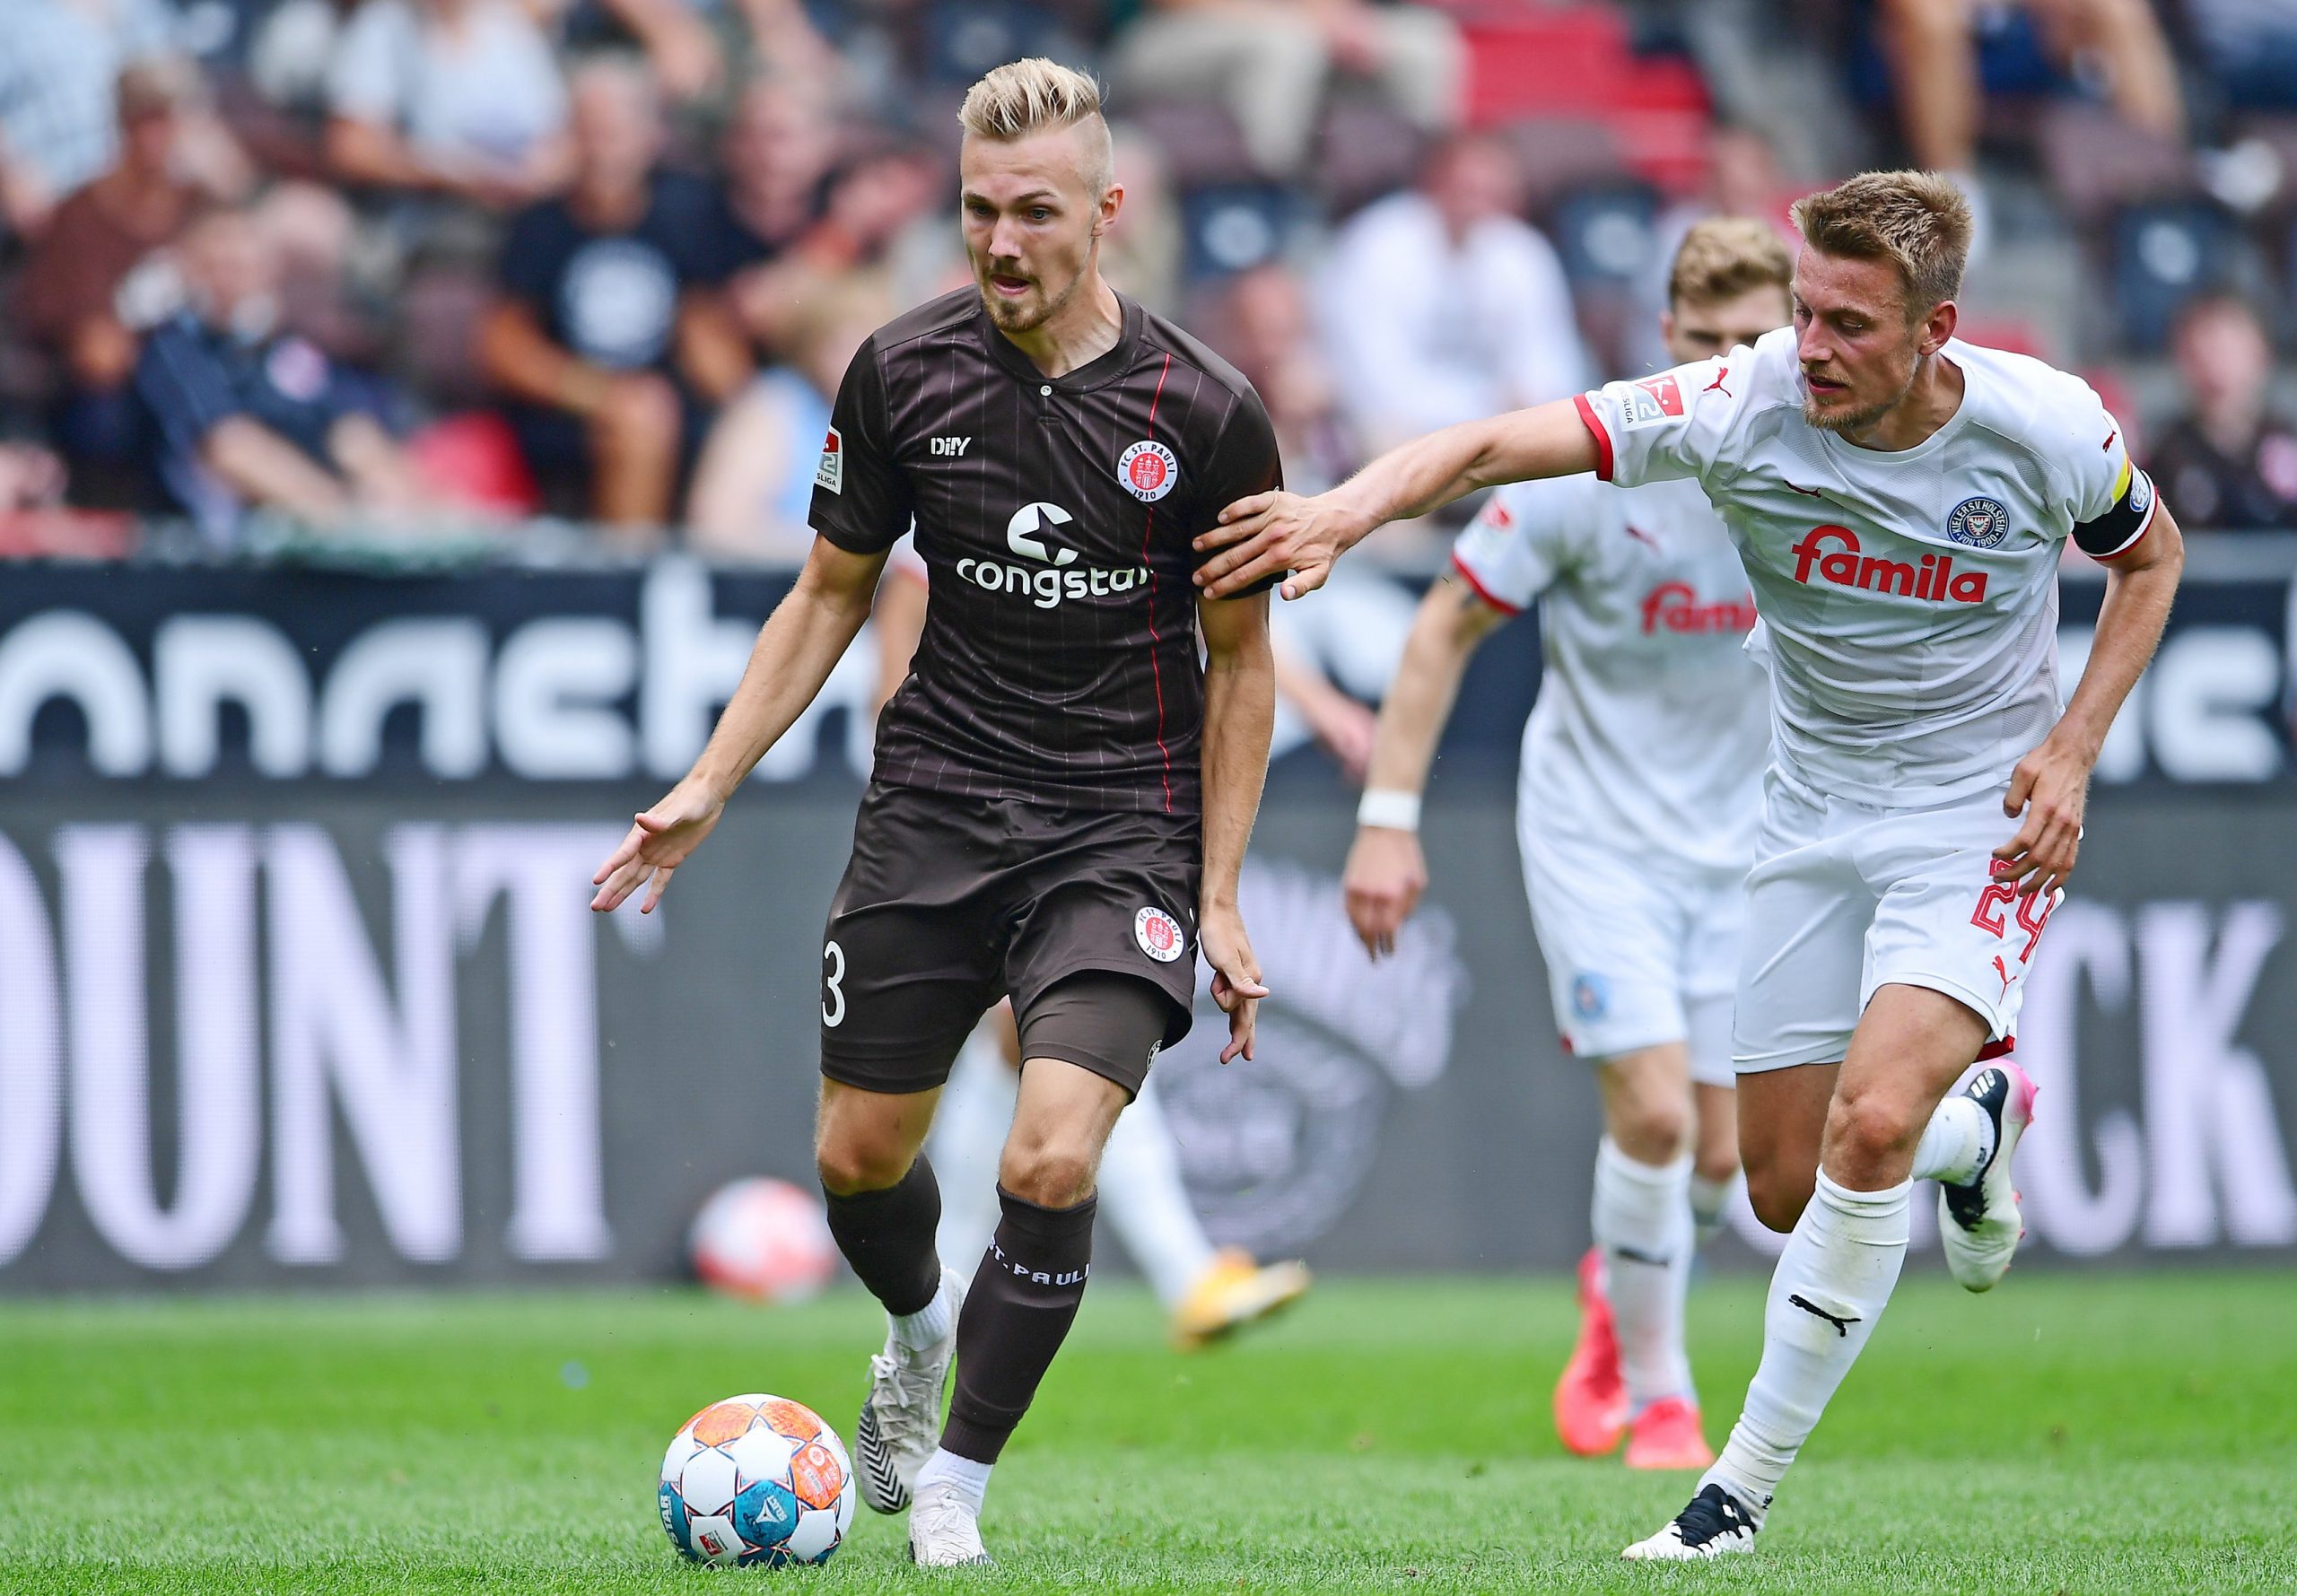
[590,777,728,914]
[1199,903,1270,1065]
[1342,824,1427,959]
[1194,489,1365,601]
[1993,734,2091,900]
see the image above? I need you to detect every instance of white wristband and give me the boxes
[1357,789,1422,833]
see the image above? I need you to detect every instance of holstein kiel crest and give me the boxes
[1117,440,1178,502]
[1945,495,2010,549]
[1134,905,1185,963]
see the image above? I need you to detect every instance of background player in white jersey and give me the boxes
[1342,219,1791,1473]
[1192,170,2183,1559]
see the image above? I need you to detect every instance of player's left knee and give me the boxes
[999,1143,1097,1209]
[1694,1148,1742,1188]
[1824,1087,1922,1168]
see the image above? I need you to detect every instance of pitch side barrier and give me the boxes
[0,538,2289,1291]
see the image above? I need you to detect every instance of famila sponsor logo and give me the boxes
[1638,581,1759,635]
[1790,525,1988,604]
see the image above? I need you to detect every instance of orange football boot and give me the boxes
[1624,1395,1714,1470]
[1553,1247,1628,1456]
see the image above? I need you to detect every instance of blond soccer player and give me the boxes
[1343,219,1792,1473]
[1195,171,2182,1557]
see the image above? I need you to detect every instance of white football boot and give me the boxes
[854,1266,965,1513]
[1938,1061,2038,1293]
[907,1480,994,1568]
[1620,1482,1762,1560]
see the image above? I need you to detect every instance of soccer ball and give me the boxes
[659,1394,856,1567]
[688,1177,838,1304]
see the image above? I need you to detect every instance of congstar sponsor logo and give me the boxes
[956,502,1150,610]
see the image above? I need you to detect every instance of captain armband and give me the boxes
[2071,458,2159,561]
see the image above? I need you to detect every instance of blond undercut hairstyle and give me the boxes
[1667,216,1793,310]
[958,58,1114,196]
[1790,170,1972,320]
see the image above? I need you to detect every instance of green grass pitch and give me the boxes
[4,1271,2292,1594]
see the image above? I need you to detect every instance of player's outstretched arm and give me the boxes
[1193,399,1597,600]
[1198,591,1276,1064]
[1994,503,2186,899]
[590,536,888,913]
[1344,571,1511,958]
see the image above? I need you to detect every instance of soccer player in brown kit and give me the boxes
[590,59,1282,1566]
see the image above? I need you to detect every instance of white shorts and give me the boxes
[1731,770,2057,1073]
[1519,821,1745,1088]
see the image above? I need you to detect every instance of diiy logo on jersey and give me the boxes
[955,501,1153,609]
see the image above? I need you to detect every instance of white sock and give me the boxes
[1689,1171,1737,1252]
[927,1029,1013,1272]
[1703,1173,1911,1519]
[1096,1075,1218,1310]
[890,1270,956,1351]
[913,1448,992,1514]
[1590,1138,1695,1413]
[1911,1095,1992,1187]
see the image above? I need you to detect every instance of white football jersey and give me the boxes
[1576,327,2156,807]
[1451,473,1769,874]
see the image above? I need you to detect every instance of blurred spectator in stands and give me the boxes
[1097,126,1182,317]
[1210,261,1357,493]
[698,74,839,278]
[254,179,374,360]
[326,0,572,210]
[2146,292,2297,532]
[1632,124,1800,374]
[19,65,213,497]
[0,443,71,512]
[476,55,749,529]
[1109,0,1461,179]
[725,135,939,360]
[1317,130,1590,454]
[0,0,250,239]
[688,278,886,561]
[134,199,441,536]
[2186,0,2297,109]
[1873,0,2183,244]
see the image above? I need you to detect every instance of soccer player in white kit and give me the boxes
[1192,170,2183,1557]
[1341,219,1792,1472]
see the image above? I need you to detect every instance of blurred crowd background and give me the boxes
[2,0,2295,558]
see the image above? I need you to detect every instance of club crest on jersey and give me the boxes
[1117,439,1179,502]
[1571,973,1610,1020]
[1945,495,2010,549]
[1614,374,1686,432]
[1135,905,1185,963]
[815,425,843,493]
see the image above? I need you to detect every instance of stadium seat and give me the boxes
[1548,182,1660,288]
[1497,118,1630,215]
[921,0,1089,89]
[2038,102,2196,227]
[1313,102,1428,221]
[1453,4,1710,196]
[1128,99,1262,190]
[1178,184,1302,284]
[2108,199,2242,352]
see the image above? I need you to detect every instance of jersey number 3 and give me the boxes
[823,940,847,1028]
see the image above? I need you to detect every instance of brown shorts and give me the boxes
[817,781,1200,1097]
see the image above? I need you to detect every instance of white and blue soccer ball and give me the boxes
[659,1394,856,1567]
